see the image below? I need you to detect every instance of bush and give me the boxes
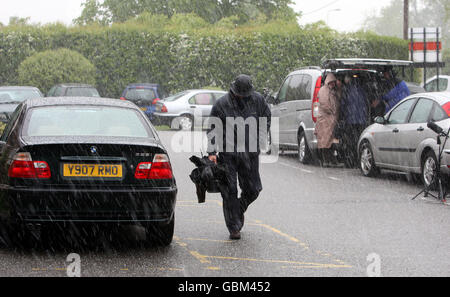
[17,48,97,94]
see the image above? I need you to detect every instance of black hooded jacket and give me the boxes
[207,90,271,157]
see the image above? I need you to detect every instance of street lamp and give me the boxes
[326,8,341,26]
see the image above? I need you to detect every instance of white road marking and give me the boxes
[279,162,314,173]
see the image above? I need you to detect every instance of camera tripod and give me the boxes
[411,125,450,203]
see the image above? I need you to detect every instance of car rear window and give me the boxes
[66,87,100,97]
[23,106,153,138]
[124,88,157,101]
[0,89,42,102]
[163,91,189,102]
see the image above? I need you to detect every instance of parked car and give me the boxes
[405,82,426,94]
[47,83,101,97]
[0,86,43,123]
[120,83,167,121]
[267,58,414,165]
[358,91,450,188]
[153,89,227,130]
[0,97,177,246]
[423,75,450,92]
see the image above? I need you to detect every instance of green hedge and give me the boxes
[0,23,411,97]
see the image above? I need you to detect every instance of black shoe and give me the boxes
[229,231,241,240]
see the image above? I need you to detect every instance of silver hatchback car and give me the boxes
[153,89,226,130]
[358,92,450,188]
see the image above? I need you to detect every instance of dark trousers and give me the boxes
[219,153,262,233]
[341,124,365,167]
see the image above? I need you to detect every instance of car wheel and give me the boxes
[179,115,194,131]
[298,131,312,164]
[421,150,438,189]
[144,216,174,247]
[359,141,379,177]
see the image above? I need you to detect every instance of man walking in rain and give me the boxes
[207,74,271,240]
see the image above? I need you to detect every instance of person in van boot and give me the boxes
[207,74,271,240]
[314,73,341,166]
[340,74,368,167]
[372,69,410,115]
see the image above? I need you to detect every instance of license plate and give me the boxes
[140,107,147,111]
[63,164,123,178]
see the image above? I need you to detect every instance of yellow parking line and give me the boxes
[206,266,221,271]
[252,221,349,266]
[203,254,352,268]
[254,223,301,243]
[189,251,212,264]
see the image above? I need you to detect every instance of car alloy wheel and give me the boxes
[422,153,437,188]
[179,116,193,131]
[297,131,311,164]
[359,141,378,177]
[298,137,306,161]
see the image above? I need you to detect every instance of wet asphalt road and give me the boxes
[1,130,450,277]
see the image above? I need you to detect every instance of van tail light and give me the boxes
[8,152,51,179]
[135,154,173,180]
[312,76,322,123]
[161,104,168,113]
[442,102,450,117]
[152,98,160,105]
[120,97,126,100]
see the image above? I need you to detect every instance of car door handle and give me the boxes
[280,108,288,111]
[392,128,399,133]
[190,106,196,109]
[417,127,425,132]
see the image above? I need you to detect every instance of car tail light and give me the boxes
[161,104,168,113]
[120,97,126,100]
[135,154,173,180]
[134,162,152,179]
[152,98,160,105]
[8,152,51,179]
[312,76,322,123]
[149,154,173,179]
[442,102,450,117]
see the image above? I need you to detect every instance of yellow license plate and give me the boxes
[140,107,147,111]
[63,164,123,178]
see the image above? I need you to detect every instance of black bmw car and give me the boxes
[0,97,177,246]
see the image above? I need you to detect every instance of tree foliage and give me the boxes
[363,0,450,75]
[8,17,32,27]
[73,0,298,25]
[363,0,449,40]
